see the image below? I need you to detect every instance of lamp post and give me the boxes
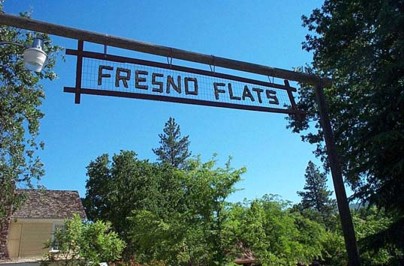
[0,37,47,72]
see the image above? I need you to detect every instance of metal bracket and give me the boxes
[209,55,215,73]
[103,44,108,59]
[167,48,173,67]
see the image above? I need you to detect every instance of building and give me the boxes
[6,189,86,260]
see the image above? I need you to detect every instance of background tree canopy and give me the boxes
[287,0,404,252]
[80,117,402,265]
[83,151,246,265]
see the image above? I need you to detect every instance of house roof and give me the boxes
[12,189,87,220]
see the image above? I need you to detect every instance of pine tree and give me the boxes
[297,161,336,224]
[153,117,191,169]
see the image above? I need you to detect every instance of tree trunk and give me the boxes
[0,207,12,260]
[0,181,17,261]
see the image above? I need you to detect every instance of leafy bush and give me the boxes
[42,214,125,266]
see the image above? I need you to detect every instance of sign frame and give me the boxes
[64,41,302,115]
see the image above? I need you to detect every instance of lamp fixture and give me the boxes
[23,37,47,72]
[0,37,48,73]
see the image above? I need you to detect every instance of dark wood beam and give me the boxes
[0,13,331,87]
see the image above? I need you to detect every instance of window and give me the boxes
[50,223,64,252]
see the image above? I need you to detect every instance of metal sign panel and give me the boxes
[64,44,300,115]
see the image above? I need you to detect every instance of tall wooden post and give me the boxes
[314,85,360,266]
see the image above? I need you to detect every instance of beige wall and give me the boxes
[7,219,63,259]
[7,223,22,258]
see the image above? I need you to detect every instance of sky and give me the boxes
[3,0,329,203]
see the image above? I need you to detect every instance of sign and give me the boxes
[64,47,300,115]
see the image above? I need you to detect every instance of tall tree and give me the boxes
[83,151,162,252]
[83,150,188,258]
[127,157,244,265]
[84,150,245,265]
[297,161,336,225]
[153,117,191,169]
[288,0,404,250]
[0,4,61,259]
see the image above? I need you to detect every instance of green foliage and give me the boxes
[84,151,245,265]
[288,0,404,253]
[83,150,162,252]
[127,156,244,265]
[86,149,401,264]
[224,195,325,265]
[83,121,402,265]
[353,207,403,265]
[308,206,403,265]
[0,6,60,216]
[42,214,125,266]
[152,117,191,169]
[128,210,189,264]
[318,229,347,266]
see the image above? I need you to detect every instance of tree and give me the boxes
[353,206,402,265]
[297,161,336,227]
[42,214,125,266]
[288,0,404,250]
[223,195,326,265]
[0,3,61,259]
[83,150,162,254]
[180,157,244,265]
[153,117,191,169]
[83,150,193,259]
[84,149,245,265]
[127,156,244,265]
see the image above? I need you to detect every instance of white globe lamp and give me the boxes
[23,37,47,72]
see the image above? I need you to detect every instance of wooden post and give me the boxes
[314,85,360,266]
